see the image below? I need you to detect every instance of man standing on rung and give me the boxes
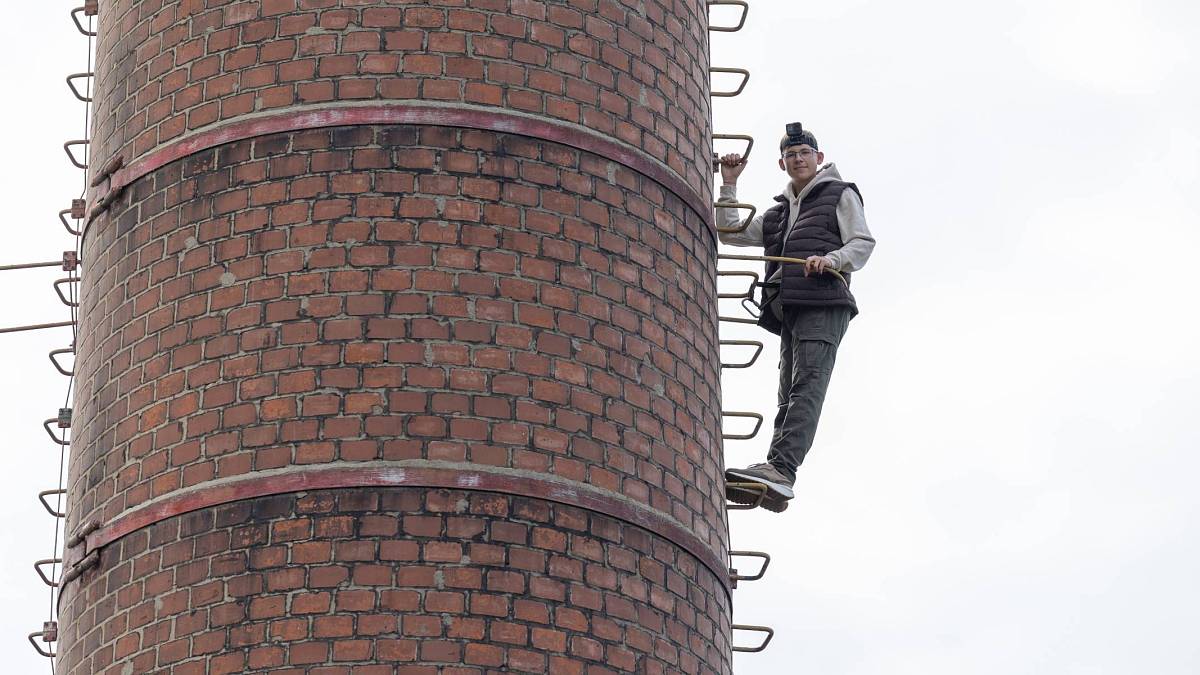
[716,122,876,512]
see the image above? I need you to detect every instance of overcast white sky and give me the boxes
[2,1,1198,673]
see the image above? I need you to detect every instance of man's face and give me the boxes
[778,144,824,186]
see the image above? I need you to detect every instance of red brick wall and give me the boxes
[58,488,732,674]
[88,0,712,211]
[63,124,728,672]
[64,0,726,671]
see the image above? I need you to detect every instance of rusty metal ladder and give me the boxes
[707,0,780,660]
[13,2,98,665]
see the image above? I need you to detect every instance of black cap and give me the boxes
[780,122,818,152]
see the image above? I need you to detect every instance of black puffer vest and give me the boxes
[758,180,862,334]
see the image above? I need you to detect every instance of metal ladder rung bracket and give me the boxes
[66,72,94,102]
[732,624,775,653]
[725,482,767,511]
[729,550,771,584]
[710,67,750,97]
[55,277,81,308]
[738,296,761,319]
[50,347,76,377]
[715,201,756,235]
[72,4,98,37]
[59,208,81,236]
[717,270,758,299]
[39,489,67,517]
[721,410,763,440]
[720,340,764,369]
[712,133,754,171]
[35,559,62,587]
[44,408,72,446]
[64,140,90,170]
[707,0,749,32]
[29,622,58,658]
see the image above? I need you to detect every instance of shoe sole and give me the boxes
[724,469,795,497]
[725,482,790,513]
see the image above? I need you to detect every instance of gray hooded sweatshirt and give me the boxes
[716,163,876,281]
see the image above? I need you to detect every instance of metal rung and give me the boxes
[717,270,758,299]
[72,8,98,36]
[715,201,756,235]
[720,340,764,369]
[0,260,60,272]
[710,67,750,97]
[44,418,69,444]
[35,559,62,587]
[64,140,89,169]
[28,634,56,658]
[0,320,75,335]
[72,5,98,36]
[66,72,94,102]
[59,207,82,236]
[729,551,771,583]
[50,347,75,377]
[39,489,67,518]
[718,253,848,286]
[725,482,767,510]
[55,277,81,308]
[721,411,763,440]
[718,315,757,325]
[712,133,754,171]
[44,408,72,445]
[732,624,775,653]
[739,296,761,319]
[707,0,749,32]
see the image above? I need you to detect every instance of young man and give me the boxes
[716,122,876,512]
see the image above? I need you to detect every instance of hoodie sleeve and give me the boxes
[715,184,765,247]
[825,188,875,272]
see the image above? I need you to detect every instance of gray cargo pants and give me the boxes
[766,306,852,481]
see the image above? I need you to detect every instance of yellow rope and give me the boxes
[717,254,848,286]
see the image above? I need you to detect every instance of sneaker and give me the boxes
[725,463,794,513]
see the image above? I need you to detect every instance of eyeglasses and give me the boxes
[782,149,817,160]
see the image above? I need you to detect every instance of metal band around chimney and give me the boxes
[84,102,716,243]
[73,462,732,599]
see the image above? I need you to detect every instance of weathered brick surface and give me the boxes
[64,124,726,669]
[89,0,713,210]
[72,125,722,547]
[69,0,726,670]
[58,489,732,674]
